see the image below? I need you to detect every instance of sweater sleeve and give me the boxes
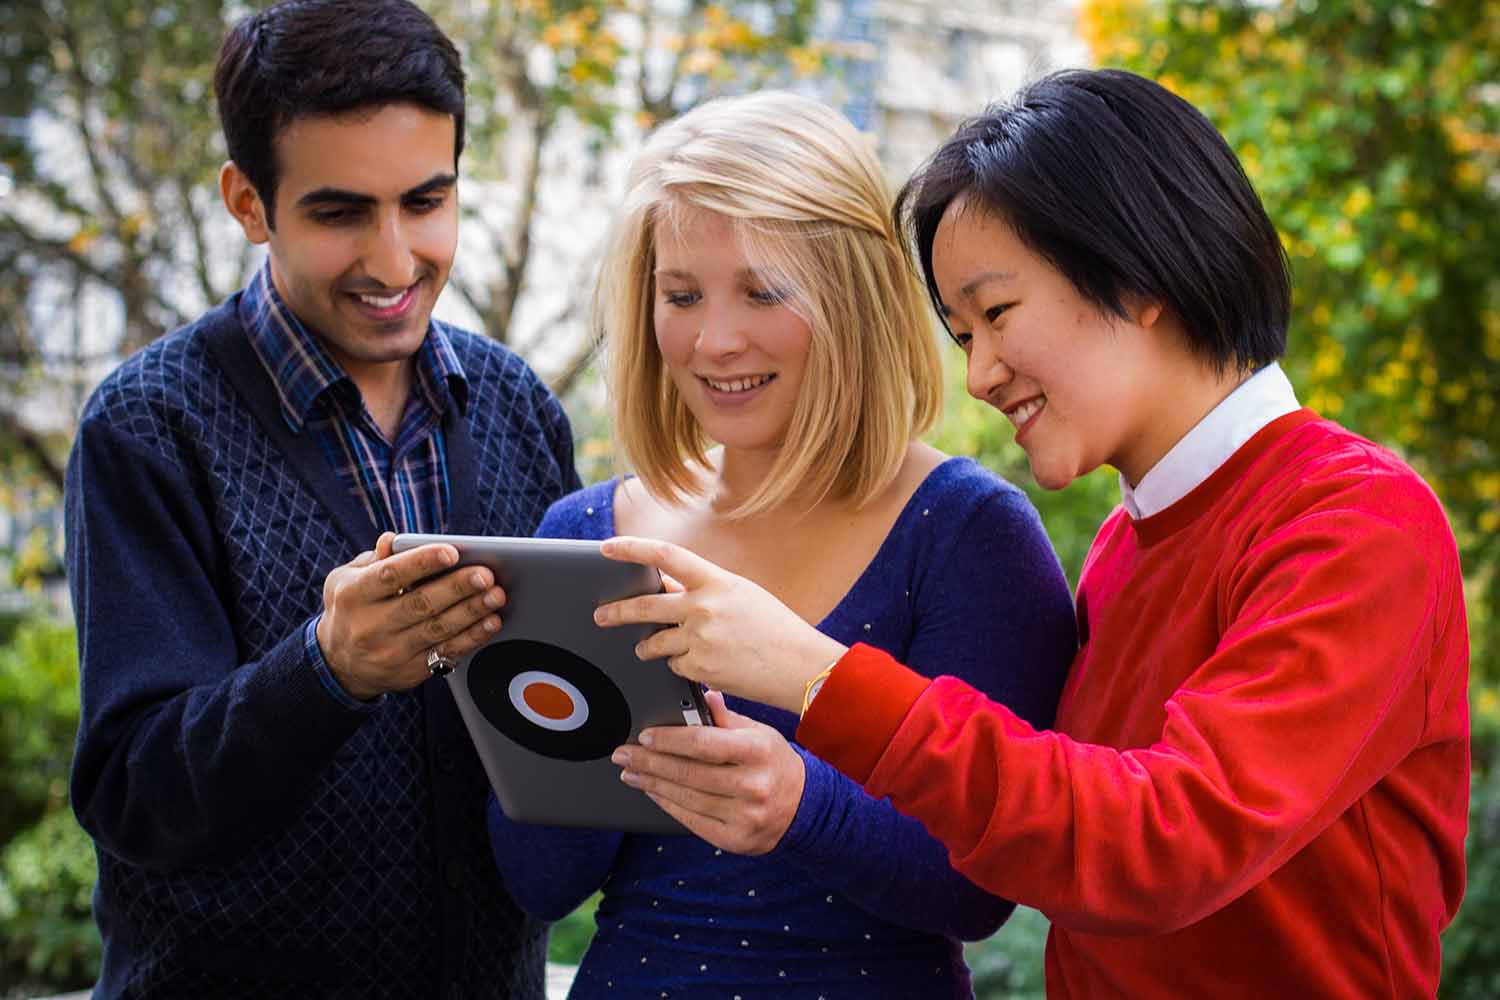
[801,482,1465,936]
[483,481,624,919]
[66,416,373,869]
[773,485,1077,940]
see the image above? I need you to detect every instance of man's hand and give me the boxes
[316,532,506,700]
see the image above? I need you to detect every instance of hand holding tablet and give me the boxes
[391,534,711,834]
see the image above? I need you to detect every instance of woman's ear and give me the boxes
[1133,297,1165,330]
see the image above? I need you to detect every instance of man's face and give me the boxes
[226,103,459,384]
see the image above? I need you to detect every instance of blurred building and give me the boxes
[826,0,1087,176]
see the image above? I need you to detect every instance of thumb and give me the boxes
[705,689,753,730]
[374,531,397,559]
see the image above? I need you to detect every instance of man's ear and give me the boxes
[220,161,271,244]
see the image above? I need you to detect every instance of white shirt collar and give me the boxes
[1120,362,1301,520]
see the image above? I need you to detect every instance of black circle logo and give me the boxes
[467,639,631,761]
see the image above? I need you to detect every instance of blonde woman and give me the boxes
[487,92,1076,998]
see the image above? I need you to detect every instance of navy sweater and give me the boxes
[64,295,580,998]
[488,459,1078,998]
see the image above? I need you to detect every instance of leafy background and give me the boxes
[2,0,1497,996]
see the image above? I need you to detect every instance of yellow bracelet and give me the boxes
[800,659,840,718]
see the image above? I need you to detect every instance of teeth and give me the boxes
[706,374,772,393]
[358,289,407,309]
[1007,396,1045,428]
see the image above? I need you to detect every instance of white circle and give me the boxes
[508,670,590,731]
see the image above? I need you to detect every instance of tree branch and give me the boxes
[0,406,65,493]
[481,109,555,342]
[176,175,220,306]
[546,332,600,399]
[58,18,126,232]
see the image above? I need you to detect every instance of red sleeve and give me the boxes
[799,483,1468,936]
[795,643,931,783]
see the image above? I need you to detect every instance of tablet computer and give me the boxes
[391,533,711,835]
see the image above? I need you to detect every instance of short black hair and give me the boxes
[895,68,1290,371]
[213,0,466,228]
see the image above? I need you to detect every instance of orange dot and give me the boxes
[523,682,575,720]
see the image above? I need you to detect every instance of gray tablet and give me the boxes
[391,533,710,834]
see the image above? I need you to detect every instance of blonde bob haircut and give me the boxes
[598,91,944,518]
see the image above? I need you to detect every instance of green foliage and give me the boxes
[1441,703,1500,999]
[0,613,98,994]
[1080,0,1500,680]
[0,617,79,845]
[0,808,101,992]
[547,891,601,966]
[969,905,1049,1000]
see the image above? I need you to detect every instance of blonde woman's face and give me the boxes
[652,207,813,455]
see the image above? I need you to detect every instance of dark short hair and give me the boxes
[213,0,466,228]
[895,68,1290,371]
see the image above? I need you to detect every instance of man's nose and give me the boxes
[362,210,418,288]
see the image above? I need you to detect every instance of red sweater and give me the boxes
[799,410,1469,998]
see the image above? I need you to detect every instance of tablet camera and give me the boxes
[466,639,631,761]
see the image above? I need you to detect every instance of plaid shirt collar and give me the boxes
[239,262,468,434]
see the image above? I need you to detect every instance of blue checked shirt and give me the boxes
[239,263,468,708]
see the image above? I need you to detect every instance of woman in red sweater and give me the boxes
[597,69,1469,997]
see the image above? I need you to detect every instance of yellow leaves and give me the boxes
[1341,185,1372,217]
[120,212,148,241]
[1397,210,1419,233]
[67,227,99,255]
[1306,388,1344,416]
[540,18,581,50]
[1476,471,1500,503]
[1310,338,1343,379]
[1367,358,1411,401]
[1477,685,1500,725]
[787,46,824,79]
[1443,115,1500,155]
[681,49,721,76]
[1077,0,1144,64]
[1483,311,1500,363]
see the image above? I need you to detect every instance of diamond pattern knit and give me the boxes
[66,295,580,998]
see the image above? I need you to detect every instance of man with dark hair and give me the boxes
[64,1,579,995]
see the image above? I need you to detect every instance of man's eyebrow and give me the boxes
[294,173,457,208]
[404,173,457,198]
[296,187,375,208]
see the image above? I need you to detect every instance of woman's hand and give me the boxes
[596,536,847,712]
[614,691,805,855]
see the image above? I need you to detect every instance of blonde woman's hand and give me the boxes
[596,536,846,713]
[613,691,805,855]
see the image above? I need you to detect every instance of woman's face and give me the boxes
[652,207,813,454]
[931,199,1177,490]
